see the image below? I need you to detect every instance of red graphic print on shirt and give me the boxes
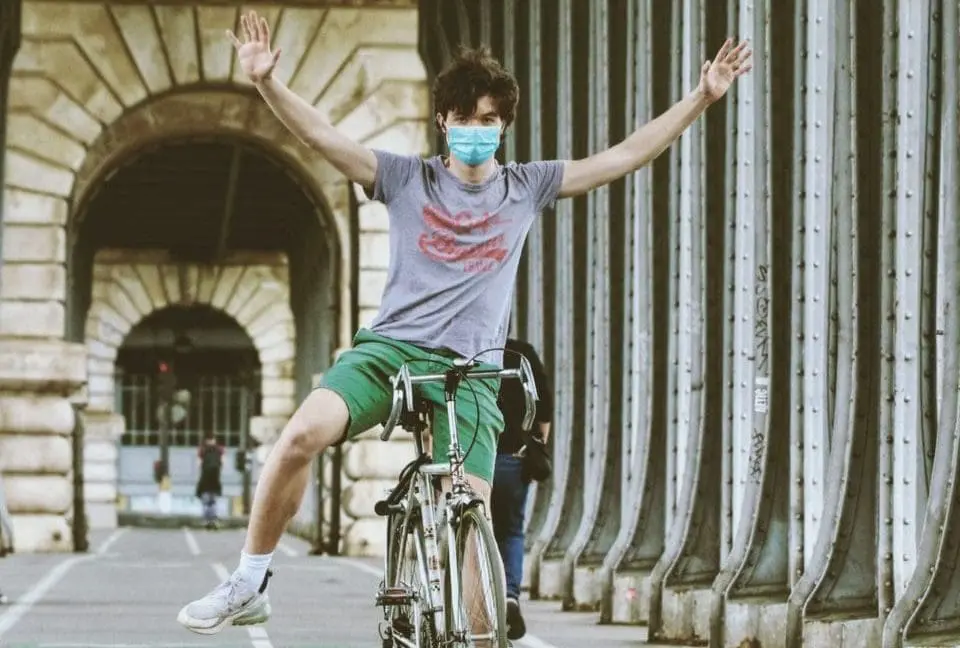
[418,204,511,273]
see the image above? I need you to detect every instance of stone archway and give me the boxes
[3,1,430,549]
[7,0,430,350]
[82,249,297,528]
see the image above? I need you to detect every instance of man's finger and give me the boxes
[258,16,270,44]
[736,48,753,66]
[715,37,732,62]
[726,40,747,62]
[241,14,253,42]
[226,29,242,49]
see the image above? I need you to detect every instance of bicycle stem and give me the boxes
[443,371,469,495]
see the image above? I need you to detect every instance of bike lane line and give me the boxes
[0,527,128,642]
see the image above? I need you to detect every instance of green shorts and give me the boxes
[317,328,504,484]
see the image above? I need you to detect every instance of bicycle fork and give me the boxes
[415,475,445,623]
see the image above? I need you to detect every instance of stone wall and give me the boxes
[3,1,429,552]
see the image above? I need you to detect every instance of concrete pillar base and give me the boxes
[611,571,652,624]
[656,586,712,644]
[537,559,566,600]
[805,616,882,648]
[571,565,603,611]
[724,601,789,648]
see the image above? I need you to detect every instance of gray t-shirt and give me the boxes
[365,150,565,366]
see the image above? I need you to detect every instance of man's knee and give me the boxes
[279,388,350,459]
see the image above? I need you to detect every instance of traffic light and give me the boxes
[157,359,176,401]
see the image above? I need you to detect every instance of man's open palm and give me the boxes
[699,38,752,102]
[227,11,281,83]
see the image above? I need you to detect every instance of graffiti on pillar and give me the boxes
[753,264,770,377]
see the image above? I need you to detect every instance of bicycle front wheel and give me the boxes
[383,511,438,648]
[443,505,509,648]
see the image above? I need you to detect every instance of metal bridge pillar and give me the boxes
[415,1,960,645]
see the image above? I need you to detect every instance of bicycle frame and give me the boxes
[376,357,537,647]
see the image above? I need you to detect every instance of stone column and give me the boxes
[81,411,123,529]
[0,0,87,553]
[0,0,21,256]
[0,342,86,552]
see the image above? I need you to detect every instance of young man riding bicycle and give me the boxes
[177,10,751,636]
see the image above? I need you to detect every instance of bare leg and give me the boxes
[244,388,349,554]
[179,388,353,635]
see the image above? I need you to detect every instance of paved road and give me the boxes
[0,527,671,648]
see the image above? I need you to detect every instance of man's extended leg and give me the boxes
[177,388,349,634]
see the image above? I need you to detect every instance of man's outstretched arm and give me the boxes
[255,77,377,187]
[557,38,752,199]
[230,12,376,188]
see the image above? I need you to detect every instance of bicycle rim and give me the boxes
[444,505,509,648]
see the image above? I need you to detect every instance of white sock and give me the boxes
[235,551,274,589]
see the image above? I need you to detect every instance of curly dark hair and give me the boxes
[432,45,519,133]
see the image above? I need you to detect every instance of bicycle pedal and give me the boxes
[376,586,413,606]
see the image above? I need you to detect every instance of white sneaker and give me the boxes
[177,570,272,634]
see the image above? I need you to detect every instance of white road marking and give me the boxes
[276,540,298,557]
[336,557,384,578]
[183,526,201,555]
[516,635,561,648]
[99,561,194,569]
[211,561,231,582]
[97,527,128,556]
[0,528,127,641]
[0,557,88,641]
[211,563,274,648]
[38,643,209,647]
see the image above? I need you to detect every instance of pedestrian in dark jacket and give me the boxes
[196,434,224,530]
[490,338,553,640]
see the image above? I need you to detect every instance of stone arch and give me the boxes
[85,250,296,421]
[5,1,431,347]
[5,1,431,547]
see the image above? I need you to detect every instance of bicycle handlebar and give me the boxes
[380,357,539,442]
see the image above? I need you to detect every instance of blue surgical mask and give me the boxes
[446,125,501,166]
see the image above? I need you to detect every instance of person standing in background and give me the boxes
[196,433,225,530]
[491,338,553,640]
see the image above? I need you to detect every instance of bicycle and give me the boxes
[373,353,539,648]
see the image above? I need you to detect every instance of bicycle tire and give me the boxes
[383,511,439,648]
[443,505,509,647]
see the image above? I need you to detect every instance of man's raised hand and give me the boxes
[697,38,753,103]
[227,11,281,84]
